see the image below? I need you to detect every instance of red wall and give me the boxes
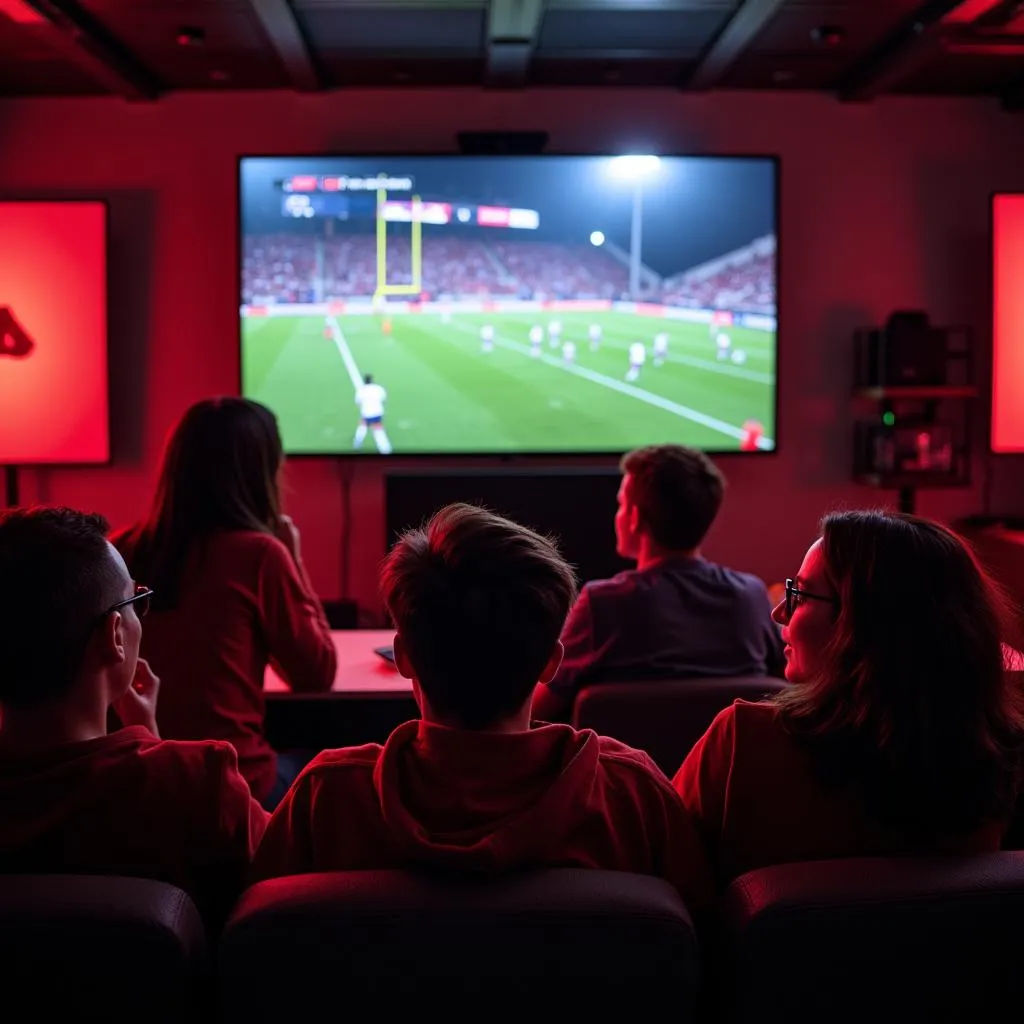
[1,89,1022,616]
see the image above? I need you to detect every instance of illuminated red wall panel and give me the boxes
[0,201,109,464]
[992,194,1024,454]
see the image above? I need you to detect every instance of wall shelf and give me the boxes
[852,319,976,514]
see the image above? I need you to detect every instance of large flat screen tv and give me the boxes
[239,155,778,457]
[992,193,1024,453]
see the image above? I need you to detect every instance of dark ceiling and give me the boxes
[1,0,1023,105]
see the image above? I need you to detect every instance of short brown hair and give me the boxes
[620,445,725,550]
[0,507,123,708]
[776,510,1024,835]
[381,503,578,729]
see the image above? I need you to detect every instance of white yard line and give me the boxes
[608,341,774,385]
[448,321,773,449]
[325,314,364,391]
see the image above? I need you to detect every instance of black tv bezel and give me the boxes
[0,197,112,468]
[236,152,781,462]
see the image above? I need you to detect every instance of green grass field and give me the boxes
[241,311,776,454]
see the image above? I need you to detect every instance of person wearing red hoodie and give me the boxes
[0,506,268,928]
[250,503,712,916]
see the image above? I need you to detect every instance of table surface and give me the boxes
[265,630,414,698]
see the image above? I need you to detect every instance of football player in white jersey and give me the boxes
[548,320,562,348]
[562,340,577,365]
[529,324,544,356]
[627,341,646,382]
[588,323,602,351]
[481,324,495,353]
[716,331,733,361]
[353,374,393,454]
[653,332,669,366]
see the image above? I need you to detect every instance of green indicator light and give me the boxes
[882,411,896,427]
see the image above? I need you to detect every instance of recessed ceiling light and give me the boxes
[810,25,845,47]
[176,26,205,47]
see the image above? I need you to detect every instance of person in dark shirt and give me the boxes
[533,445,783,721]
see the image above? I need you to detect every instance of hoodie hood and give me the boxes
[0,727,155,851]
[374,719,604,871]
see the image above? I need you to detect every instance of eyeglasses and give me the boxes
[102,585,153,621]
[784,578,834,618]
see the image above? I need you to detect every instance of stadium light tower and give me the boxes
[607,155,661,300]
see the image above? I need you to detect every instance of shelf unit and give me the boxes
[852,325,977,514]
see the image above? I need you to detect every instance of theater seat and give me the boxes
[571,676,785,775]
[0,875,209,1022]
[220,869,700,1019]
[719,854,1024,1023]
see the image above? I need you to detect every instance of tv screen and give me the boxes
[239,156,778,456]
[992,193,1024,453]
[0,200,109,465]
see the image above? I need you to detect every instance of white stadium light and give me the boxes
[457,207,471,223]
[607,155,661,181]
[590,231,605,246]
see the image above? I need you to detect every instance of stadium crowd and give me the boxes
[242,232,776,313]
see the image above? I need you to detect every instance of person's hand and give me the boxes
[275,514,302,563]
[113,658,161,738]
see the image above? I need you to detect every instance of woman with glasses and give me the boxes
[114,397,336,810]
[673,509,1024,890]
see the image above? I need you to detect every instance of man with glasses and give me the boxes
[0,506,267,927]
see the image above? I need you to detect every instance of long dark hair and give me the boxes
[776,510,1024,836]
[118,397,283,609]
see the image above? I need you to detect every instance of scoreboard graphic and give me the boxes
[0,201,109,464]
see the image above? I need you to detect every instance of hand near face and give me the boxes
[113,657,161,738]
[275,514,301,562]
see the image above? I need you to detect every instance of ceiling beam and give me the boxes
[685,0,787,90]
[838,0,985,102]
[22,0,160,100]
[248,0,321,92]
[485,0,545,88]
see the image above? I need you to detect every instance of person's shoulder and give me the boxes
[725,698,785,744]
[699,559,765,589]
[591,732,677,797]
[137,735,243,775]
[701,561,771,598]
[581,569,643,602]
[209,529,293,572]
[130,736,254,803]
[295,744,384,785]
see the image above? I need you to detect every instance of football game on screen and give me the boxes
[239,156,777,456]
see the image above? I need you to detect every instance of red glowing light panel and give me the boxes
[0,201,109,464]
[993,195,1024,453]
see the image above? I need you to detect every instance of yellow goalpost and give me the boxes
[374,186,422,300]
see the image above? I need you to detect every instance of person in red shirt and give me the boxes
[251,503,712,916]
[674,510,1024,892]
[0,506,268,927]
[113,397,336,808]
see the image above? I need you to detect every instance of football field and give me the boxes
[241,311,776,454]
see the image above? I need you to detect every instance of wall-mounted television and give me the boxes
[992,193,1024,453]
[239,156,778,457]
[0,200,109,465]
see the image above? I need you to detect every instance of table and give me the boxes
[265,629,413,698]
